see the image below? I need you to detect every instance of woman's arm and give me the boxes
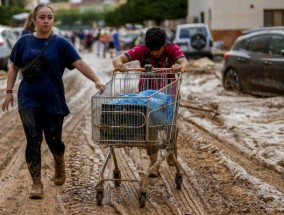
[72,59,105,93]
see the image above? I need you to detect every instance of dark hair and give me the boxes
[145,26,166,51]
[33,4,54,19]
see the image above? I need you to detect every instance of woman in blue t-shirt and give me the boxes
[1,4,105,199]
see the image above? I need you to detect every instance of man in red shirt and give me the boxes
[112,26,189,177]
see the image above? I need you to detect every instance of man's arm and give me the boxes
[172,57,190,73]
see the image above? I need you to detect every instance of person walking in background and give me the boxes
[85,30,94,52]
[97,28,107,58]
[1,4,105,199]
[112,28,121,57]
[112,26,189,177]
[21,12,35,36]
[107,28,115,57]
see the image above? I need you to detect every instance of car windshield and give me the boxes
[180,27,207,38]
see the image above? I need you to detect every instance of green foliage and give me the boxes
[1,0,25,7]
[55,9,103,29]
[50,0,68,2]
[0,5,28,26]
[105,0,188,26]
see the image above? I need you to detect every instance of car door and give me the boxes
[261,34,284,94]
[245,34,272,92]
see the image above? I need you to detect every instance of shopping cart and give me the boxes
[91,66,183,207]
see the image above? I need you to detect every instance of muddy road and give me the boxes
[0,54,283,215]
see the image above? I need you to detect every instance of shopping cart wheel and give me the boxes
[139,192,146,208]
[175,174,182,190]
[96,191,104,206]
[113,169,121,187]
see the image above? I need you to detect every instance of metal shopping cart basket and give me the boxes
[91,67,183,207]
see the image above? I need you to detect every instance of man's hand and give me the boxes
[115,63,127,72]
[171,64,183,73]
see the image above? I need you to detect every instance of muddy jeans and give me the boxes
[19,107,65,179]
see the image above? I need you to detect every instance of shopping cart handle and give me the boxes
[112,67,173,72]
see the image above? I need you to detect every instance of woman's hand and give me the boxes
[2,93,14,111]
[95,81,105,94]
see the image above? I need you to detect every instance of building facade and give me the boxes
[189,0,284,47]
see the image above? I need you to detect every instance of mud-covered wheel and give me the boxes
[139,192,146,208]
[113,169,121,187]
[96,191,103,206]
[175,174,182,190]
[223,68,241,91]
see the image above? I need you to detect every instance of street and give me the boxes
[0,53,283,215]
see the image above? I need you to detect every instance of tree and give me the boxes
[49,0,68,2]
[0,0,28,26]
[105,0,188,26]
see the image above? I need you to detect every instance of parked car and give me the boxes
[11,27,23,39]
[0,26,18,70]
[174,23,214,59]
[0,35,11,70]
[120,30,140,50]
[136,27,175,46]
[242,26,284,35]
[221,30,284,96]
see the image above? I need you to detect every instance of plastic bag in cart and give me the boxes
[107,90,172,125]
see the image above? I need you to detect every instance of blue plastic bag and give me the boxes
[107,90,173,125]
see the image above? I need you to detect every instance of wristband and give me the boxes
[6,89,13,94]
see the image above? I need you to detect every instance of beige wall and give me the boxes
[189,0,284,47]
[189,0,284,30]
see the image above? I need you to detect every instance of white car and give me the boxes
[175,23,214,59]
[0,26,18,70]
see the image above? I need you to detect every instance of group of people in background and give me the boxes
[62,27,121,57]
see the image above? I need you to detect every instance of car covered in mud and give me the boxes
[222,30,284,96]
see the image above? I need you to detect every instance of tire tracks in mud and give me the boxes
[178,107,284,214]
[88,146,208,215]
[59,110,208,214]
[180,107,284,192]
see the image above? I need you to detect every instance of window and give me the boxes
[264,10,284,26]
[269,35,284,56]
[180,29,190,38]
[248,35,270,53]
[235,38,250,50]
[180,27,207,39]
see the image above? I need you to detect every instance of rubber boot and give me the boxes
[29,178,44,199]
[52,154,66,186]
[148,148,160,178]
